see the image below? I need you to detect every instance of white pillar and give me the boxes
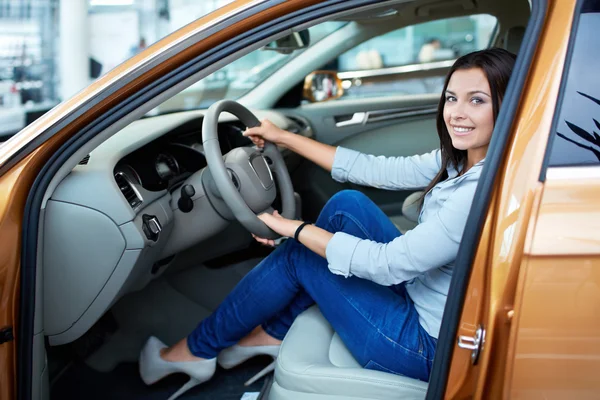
[59,0,89,101]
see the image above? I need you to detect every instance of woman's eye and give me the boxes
[445,95,456,102]
[471,97,484,105]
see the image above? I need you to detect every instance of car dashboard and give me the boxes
[42,108,301,346]
[114,118,251,194]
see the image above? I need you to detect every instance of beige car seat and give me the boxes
[269,192,428,400]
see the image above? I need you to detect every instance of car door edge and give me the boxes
[425,0,549,398]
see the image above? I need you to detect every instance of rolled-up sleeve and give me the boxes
[324,232,360,277]
[331,146,441,190]
[325,183,475,286]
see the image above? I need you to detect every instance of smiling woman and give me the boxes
[421,48,516,198]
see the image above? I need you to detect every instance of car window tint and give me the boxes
[547,0,600,167]
[332,15,497,100]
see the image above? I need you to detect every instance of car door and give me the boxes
[504,2,600,397]
[283,15,498,225]
[440,0,598,398]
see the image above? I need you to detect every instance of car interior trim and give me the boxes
[365,106,438,124]
[334,106,439,128]
[16,1,409,398]
[425,0,547,398]
[334,112,366,127]
[248,153,275,190]
[337,59,456,80]
[114,171,144,211]
[538,0,586,182]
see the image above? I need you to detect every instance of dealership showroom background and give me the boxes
[0,0,237,140]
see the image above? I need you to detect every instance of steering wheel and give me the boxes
[202,100,296,239]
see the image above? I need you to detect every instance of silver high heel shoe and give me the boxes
[139,336,217,400]
[218,344,280,386]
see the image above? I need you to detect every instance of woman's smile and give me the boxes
[450,125,475,136]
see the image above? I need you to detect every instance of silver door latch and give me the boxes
[335,112,366,127]
[457,325,485,364]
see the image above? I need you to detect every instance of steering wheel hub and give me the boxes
[248,152,274,189]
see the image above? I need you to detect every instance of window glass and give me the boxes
[547,1,600,167]
[338,15,497,71]
[1,0,240,140]
[154,21,347,114]
[0,1,57,138]
[333,14,497,99]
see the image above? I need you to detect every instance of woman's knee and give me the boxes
[317,190,372,228]
[324,190,369,212]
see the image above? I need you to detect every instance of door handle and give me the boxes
[335,112,366,127]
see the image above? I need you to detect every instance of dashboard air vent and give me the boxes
[286,115,309,134]
[115,172,142,209]
[79,155,90,165]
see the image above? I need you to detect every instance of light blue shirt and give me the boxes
[326,147,483,338]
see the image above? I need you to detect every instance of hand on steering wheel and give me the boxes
[253,210,300,246]
[243,119,288,148]
[202,100,296,240]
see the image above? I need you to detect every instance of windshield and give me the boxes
[154,21,347,115]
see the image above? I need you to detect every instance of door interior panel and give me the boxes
[288,93,440,145]
[285,95,440,221]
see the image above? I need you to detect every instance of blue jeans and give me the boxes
[187,190,437,381]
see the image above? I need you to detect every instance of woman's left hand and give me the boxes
[254,210,302,246]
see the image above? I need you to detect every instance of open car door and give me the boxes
[437,0,600,398]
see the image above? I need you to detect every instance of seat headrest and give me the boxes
[504,26,526,54]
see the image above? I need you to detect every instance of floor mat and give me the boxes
[85,261,261,373]
[51,356,273,400]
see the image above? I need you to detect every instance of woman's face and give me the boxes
[443,67,494,163]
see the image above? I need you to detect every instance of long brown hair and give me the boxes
[421,48,517,202]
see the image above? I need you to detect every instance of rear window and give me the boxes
[546,0,600,167]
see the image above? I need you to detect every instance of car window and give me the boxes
[546,0,600,167]
[154,21,347,114]
[330,15,497,100]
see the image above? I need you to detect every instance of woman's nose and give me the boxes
[450,102,467,120]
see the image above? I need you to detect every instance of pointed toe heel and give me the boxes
[167,378,202,400]
[139,336,217,400]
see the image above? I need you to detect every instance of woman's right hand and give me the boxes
[243,119,288,148]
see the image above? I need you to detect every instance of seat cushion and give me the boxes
[390,191,423,234]
[270,306,428,400]
[401,191,423,224]
[390,214,417,235]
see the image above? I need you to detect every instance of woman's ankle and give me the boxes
[238,325,282,347]
[160,338,207,362]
